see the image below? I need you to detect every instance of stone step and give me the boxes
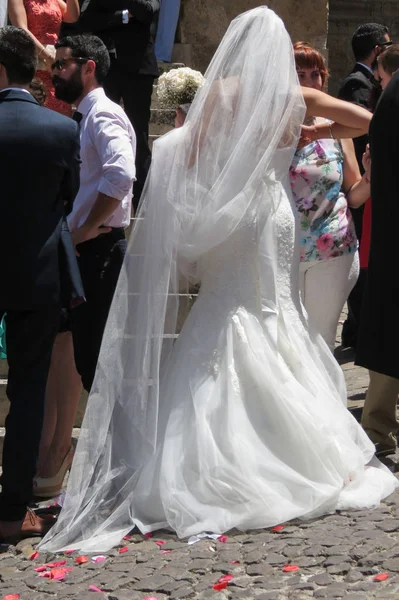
[171,44,193,67]
[157,61,185,76]
[150,107,175,126]
[149,121,174,137]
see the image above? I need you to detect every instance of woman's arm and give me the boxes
[58,0,80,23]
[341,138,370,208]
[8,0,54,69]
[302,87,371,141]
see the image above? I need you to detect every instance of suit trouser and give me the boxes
[70,229,127,393]
[361,370,399,450]
[342,205,365,346]
[105,65,155,210]
[0,307,59,520]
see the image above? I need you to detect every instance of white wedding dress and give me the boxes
[40,7,398,553]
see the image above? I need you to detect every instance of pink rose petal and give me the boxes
[144,533,153,538]
[4,595,20,600]
[64,549,77,555]
[155,540,166,546]
[89,585,103,592]
[91,556,107,563]
[272,525,285,532]
[34,566,48,573]
[161,550,172,554]
[217,535,228,543]
[119,546,128,554]
[29,551,39,560]
[46,560,66,568]
[229,561,240,564]
[123,535,132,540]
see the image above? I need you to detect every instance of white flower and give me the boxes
[157,67,205,109]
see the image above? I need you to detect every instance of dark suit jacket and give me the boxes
[338,63,375,170]
[0,89,80,310]
[61,0,160,76]
[355,70,399,378]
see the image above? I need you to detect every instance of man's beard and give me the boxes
[52,71,83,104]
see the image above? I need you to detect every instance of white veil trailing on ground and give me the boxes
[40,6,306,552]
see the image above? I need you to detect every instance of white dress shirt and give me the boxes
[68,87,136,231]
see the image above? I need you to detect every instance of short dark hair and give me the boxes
[379,44,399,76]
[0,26,36,84]
[55,34,110,84]
[352,23,389,62]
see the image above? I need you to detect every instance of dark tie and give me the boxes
[72,110,83,125]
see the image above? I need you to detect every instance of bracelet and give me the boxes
[328,123,334,139]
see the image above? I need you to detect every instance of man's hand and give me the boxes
[72,224,112,254]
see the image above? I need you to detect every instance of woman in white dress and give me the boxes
[40,7,397,553]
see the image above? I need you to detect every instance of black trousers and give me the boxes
[342,205,365,347]
[105,63,155,210]
[70,229,127,393]
[0,306,59,521]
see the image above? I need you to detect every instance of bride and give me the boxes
[40,7,397,553]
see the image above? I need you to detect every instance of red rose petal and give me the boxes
[229,561,240,564]
[161,550,172,554]
[374,573,389,582]
[282,564,299,572]
[144,533,153,538]
[219,574,234,583]
[50,568,69,580]
[75,555,89,564]
[34,566,48,573]
[123,535,131,540]
[38,572,51,578]
[4,595,20,600]
[155,540,166,546]
[119,546,129,554]
[46,560,66,568]
[217,535,228,543]
[272,525,285,532]
[64,549,77,555]
[89,585,103,592]
[29,551,39,560]
[212,582,228,591]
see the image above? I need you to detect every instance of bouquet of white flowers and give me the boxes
[157,67,204,110]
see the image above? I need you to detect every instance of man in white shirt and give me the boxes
[52,34,136,392]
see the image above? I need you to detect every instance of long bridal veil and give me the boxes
[40,7,309,552]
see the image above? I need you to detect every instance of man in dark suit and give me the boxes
[62,0,160,209]
[0,27,80,540]
[356,68,399,456]
[338,23,391,349]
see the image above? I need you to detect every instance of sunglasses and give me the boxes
[51,57,91,71]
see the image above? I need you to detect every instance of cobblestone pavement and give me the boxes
[1,310,399,600]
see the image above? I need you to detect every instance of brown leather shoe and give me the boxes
[0,509,57,543]
[20,508,57,538]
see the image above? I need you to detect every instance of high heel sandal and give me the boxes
[33,446,74,498]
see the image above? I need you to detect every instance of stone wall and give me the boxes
[178,0,329,74]
[328,0,399,96]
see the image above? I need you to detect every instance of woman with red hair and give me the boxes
[290,42,371,351]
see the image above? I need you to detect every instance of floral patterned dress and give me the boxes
[25,0,71,116]
[289,137,357,262]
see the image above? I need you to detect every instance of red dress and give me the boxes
[24,0,71,116]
